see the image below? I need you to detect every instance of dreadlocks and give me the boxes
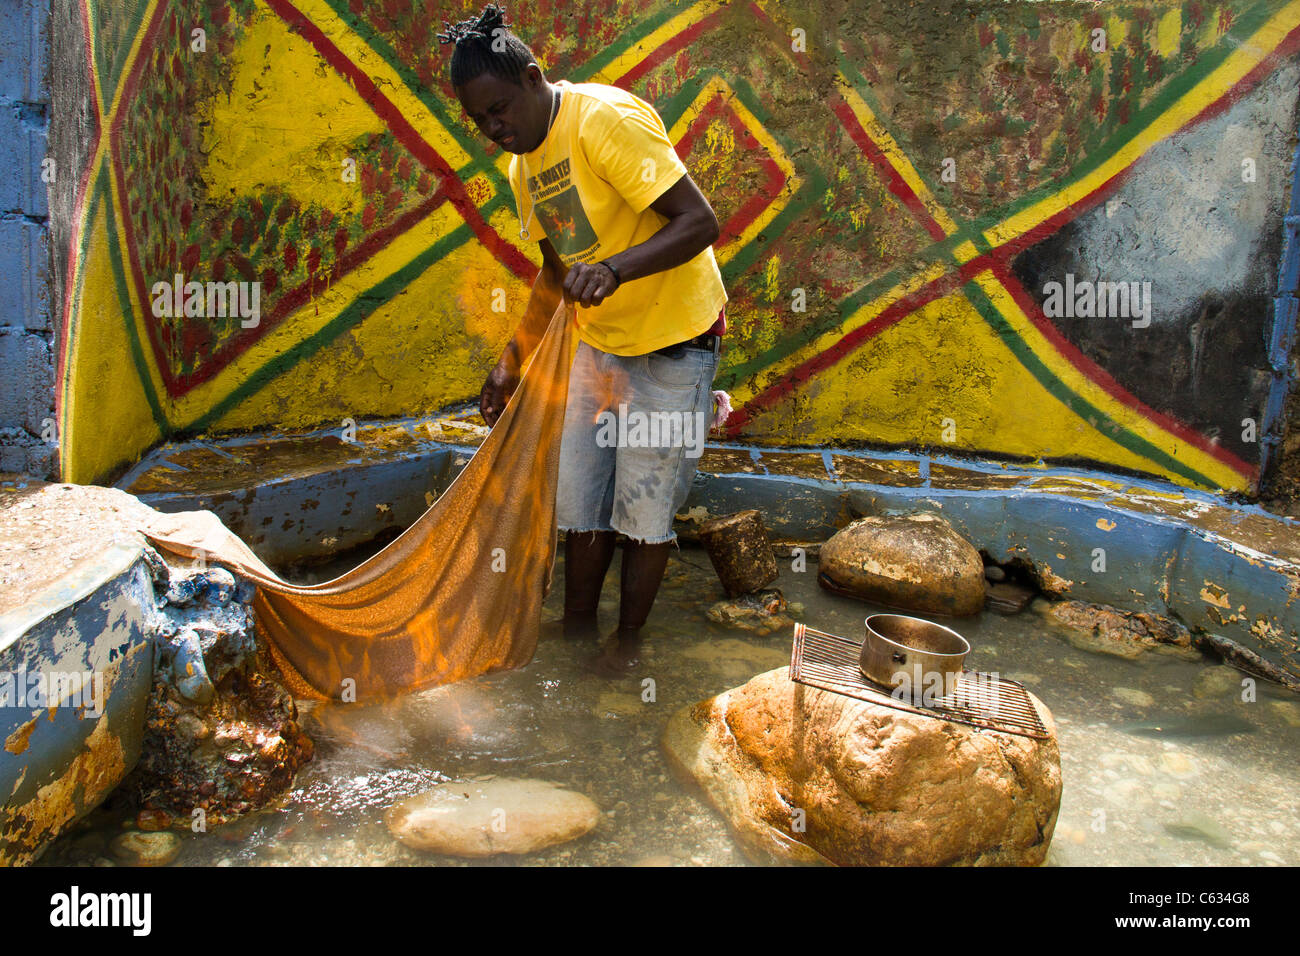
[437,4,536,88]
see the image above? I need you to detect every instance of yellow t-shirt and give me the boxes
[507,80,727,355]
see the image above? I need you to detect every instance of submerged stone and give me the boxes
[985,580,1037,615]
[662,667,1061,866]
[1164,812,1233,849]
[1194,665,1244,699]
[1270,700,1300,727]
[705,588,797,635]
[594,691,644,718]
[681,638,790,671]
[135,809,173,832]
[1112,687,1155,708]
[817,513,985,616]
[1121,713,1256,739]
[1037,600,1198,660]
[109,831,180,867]
[1193,632,1300,693]
[385,779,601,857]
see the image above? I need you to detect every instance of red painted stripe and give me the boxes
[724,256,991,436]
[674,94,785,245]
[55,0,106,453]
[615,9,728,89]
[746,1,815,74]
[831,95,948,242]
[264,0,532,279]
[168,192,449,394]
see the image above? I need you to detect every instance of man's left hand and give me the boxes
[563,262,619,308]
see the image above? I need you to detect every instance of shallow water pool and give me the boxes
[38,543,1300,866]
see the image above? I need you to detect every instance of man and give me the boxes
[439,5,728,674]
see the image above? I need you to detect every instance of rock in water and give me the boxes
[109,831,180,867]
[1038,600,1198,660]
[817,513,985,616]
[662,667,1061,866]
[985,580,1036,615]
[705,588,795,634]
[1119,713,1256,739]
[1193,633,1300,693]
[1194,666,1243,699]
[385,779,600,857]
[1164,813,1233,849]
[699,510,780,597]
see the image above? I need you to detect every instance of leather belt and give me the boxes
[653,330,720,357]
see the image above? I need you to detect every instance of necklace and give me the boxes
[518,87,561,242]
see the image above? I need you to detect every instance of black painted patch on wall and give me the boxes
[1011,215,1280,468]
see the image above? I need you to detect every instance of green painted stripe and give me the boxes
[1074,0,1274,160]
[91,0,151,111]
[570,3,699,82]
[61,162,111,446]
[715,221,960,390]
[187,195,510,431]
[100,174,172,434]
[965,0,1280,237]
[961,277,1217,488]
[831,0,1281,247]
[317,0,511,192]
[725,74,775,127]
[717,169,823,285]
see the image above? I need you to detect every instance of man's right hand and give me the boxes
[479,359,519,428]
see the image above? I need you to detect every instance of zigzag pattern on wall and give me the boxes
[56,0,1300,491]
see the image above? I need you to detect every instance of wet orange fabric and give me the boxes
[137,302,577,702]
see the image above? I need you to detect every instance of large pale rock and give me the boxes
[818,513,985,616]
[662,667,1061,866]
[385,779,600,857]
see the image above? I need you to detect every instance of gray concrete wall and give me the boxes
[0,0,55,479]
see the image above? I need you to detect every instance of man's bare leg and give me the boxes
[591,538,673,674]
[563,529,618,638]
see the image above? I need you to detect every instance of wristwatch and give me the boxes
[599,260,622,288]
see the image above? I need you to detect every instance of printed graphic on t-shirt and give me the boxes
[526,158,598,260]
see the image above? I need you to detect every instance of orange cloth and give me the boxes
[138,302,577,702]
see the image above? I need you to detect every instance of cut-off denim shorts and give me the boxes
[557,333,720,545]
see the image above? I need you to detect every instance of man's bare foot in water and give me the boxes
[540,611,602,642]
[587,630,643,677]
[563,611,602,640]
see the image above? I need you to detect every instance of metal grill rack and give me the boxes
[790,623,1051,740]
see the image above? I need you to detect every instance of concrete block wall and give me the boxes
[0,0,54,479]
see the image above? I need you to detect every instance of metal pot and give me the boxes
[859,613,970,702]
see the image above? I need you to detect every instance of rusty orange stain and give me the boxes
[1200,581,1231,608]
[4,718,37,755]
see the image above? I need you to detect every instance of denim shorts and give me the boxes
[557,336,719,544]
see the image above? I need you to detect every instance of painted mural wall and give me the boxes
[47,0,1300,493]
